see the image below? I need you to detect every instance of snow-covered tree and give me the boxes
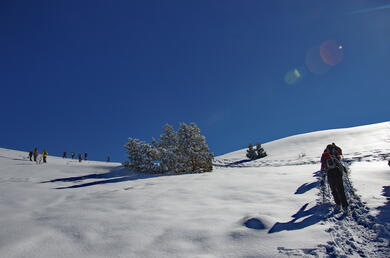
[125,123,213,174]
[176,123,213,173]
[152,124,179,173]
[124,138,160,173]
[246,144,257,160]
[255,143,267,159]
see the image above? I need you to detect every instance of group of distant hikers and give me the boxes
[28,149,111,163]
[28,148,48,164]
[320,143,349,211]
[62,152,89,162]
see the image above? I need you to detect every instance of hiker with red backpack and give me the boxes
[321,144,348,211]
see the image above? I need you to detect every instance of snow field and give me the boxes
[0,121,389,257]
[0,151,329,257]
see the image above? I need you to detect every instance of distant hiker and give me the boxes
[63,152,67,159]
[33,148,38,162]
[107,156,110,162]
[321,144,348,210]
[42,149,48,163]
[36,154,42,164]
[84,153,88,161]
[28,151,33,161]
[78,153,82,162]
[71,152,75,159]
[388,160,390,167]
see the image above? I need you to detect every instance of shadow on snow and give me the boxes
[213,159,253,167]
[268,202,331,233]
[269,170,330,234]
[376,186,390,238]
[295,181,319,195]
[0,155,29,162]
[41,166,193,189]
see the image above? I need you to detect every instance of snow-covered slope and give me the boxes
[216,121,390,167]
[0,122,389,257]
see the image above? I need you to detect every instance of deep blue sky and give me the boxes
[1,0,389,161]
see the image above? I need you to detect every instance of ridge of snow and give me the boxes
[216,121,390,164]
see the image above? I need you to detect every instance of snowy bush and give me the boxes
[124,138,160,173]
[246,143,267,160]
[152,124,179,173]
[124,123,213,173]
[176,123,213,173]
[255,143,267,159]
[246,144,257,160]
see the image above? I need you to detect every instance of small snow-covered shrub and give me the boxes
[246,144,257,160]
[246,143,267,160]
[256,143,267,159]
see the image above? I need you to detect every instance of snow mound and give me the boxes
[241,215,276,230]
[244,217,266,230]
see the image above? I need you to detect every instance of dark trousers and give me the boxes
[43,156,47,163]
[327,168,348,208]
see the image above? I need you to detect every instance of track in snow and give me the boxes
[278,164,390,257]
[215,151,390,256]
[213,149,390,168]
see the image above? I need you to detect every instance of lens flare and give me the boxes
[305,46,331,75]
[284,68,303,85]
[320,40,344,66]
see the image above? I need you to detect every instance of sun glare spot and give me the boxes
[293,69,301,78]
[320,40,344,66]
[285,68,303,85]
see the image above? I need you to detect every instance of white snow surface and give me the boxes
[1,122,389,257]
